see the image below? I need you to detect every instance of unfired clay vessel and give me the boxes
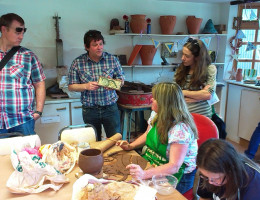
[159,15,176,34]
[139,45,157,65]
[78,148,104,174]
[186,16,203,34]
[236,68,243,82]
[130,14,147,34]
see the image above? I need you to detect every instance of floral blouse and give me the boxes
[147,111,198,173]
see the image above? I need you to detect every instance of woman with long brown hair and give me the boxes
[197,139,260,200]
[174,38,216,118]
[116,82,198,194]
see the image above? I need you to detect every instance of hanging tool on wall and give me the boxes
[48,14,68,99]
[53,13,63,67]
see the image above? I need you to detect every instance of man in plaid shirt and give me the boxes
[68,30,125,141]
[0,13,46,137]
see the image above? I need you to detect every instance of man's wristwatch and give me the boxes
[34,111,43,117]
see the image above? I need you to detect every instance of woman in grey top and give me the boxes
[173,38,216,118]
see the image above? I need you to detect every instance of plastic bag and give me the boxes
[6,150,69,194]
[40,141,78,174]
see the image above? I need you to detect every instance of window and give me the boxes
[237,3,260,77]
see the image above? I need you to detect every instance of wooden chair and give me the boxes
[183,113,219,200]
[58,124,97,146]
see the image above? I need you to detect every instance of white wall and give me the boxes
[0,0,230,87]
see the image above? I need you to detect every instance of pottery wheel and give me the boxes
[103,153,151,181]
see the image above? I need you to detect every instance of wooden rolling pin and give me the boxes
[90,133,122,153]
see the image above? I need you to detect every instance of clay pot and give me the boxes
[139,45,157,65]
[159,15,176,34]
[186,16,203,34]
[236,68,243,82]
[78,148,104,175]
[130,14,147,34]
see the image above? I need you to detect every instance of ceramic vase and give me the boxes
[124,21,129,33]
[186,16,203,34]
[130,14,147,34]
[159,15,176,34]
[236,68,243,82]
[147,23,151,34]
[139,45,157,65]
[78,148,104,175]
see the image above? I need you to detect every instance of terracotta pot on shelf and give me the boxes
[236,68,243,82]
[139,45,157,65]
[186,16,203,34]
[130,14,147,34]
[159,15,176,34]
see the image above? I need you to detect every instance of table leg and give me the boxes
[122,111,128,140]
[128,112,132,142]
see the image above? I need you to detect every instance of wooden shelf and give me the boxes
[122,64,178,68]
[114,33,227,37]
[122,63,224,67]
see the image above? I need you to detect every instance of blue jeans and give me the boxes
[82,103,121,141]
[176,168,197,194]
[0,119,36,138]
[245,122,260,159]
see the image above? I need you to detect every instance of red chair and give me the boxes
[183,113,219,200]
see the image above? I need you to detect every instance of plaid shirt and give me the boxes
[69,52,125,106]
[0,47,46,129]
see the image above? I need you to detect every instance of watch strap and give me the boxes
[34,111,42,116]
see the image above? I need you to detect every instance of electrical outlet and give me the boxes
[161,42,177,58]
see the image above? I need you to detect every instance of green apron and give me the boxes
[142,123,186,182]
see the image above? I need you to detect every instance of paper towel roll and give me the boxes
[90,133,122,153]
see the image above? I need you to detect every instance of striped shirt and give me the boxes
[68,52,125,106]
[0,47,46,129]
[174,65,217,118]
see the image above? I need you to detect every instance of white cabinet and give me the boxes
[238,90,260,140]
[225,82,260,142]
[35,98,84,144]
[35,103,70,144]
[71,101,84,125]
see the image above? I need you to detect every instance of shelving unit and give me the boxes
[114,33,228,37]
[114,33,227,65]
[114,32,228,86]
[122,64,178,68]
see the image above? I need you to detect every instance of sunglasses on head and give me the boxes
[15,27,27,33]
[186,38,200,47]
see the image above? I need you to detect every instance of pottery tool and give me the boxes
[90,133,122,152]
[53,13,63,67]
[105,137,118,143]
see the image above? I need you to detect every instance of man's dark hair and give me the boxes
[0,13,24,32]
[84,30,105,48]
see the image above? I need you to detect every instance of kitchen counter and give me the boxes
[44,82,225,105]
[225,80,260,90]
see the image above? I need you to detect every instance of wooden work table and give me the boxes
[1,142,187,200]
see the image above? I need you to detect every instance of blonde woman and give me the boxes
[116,82,198,194]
